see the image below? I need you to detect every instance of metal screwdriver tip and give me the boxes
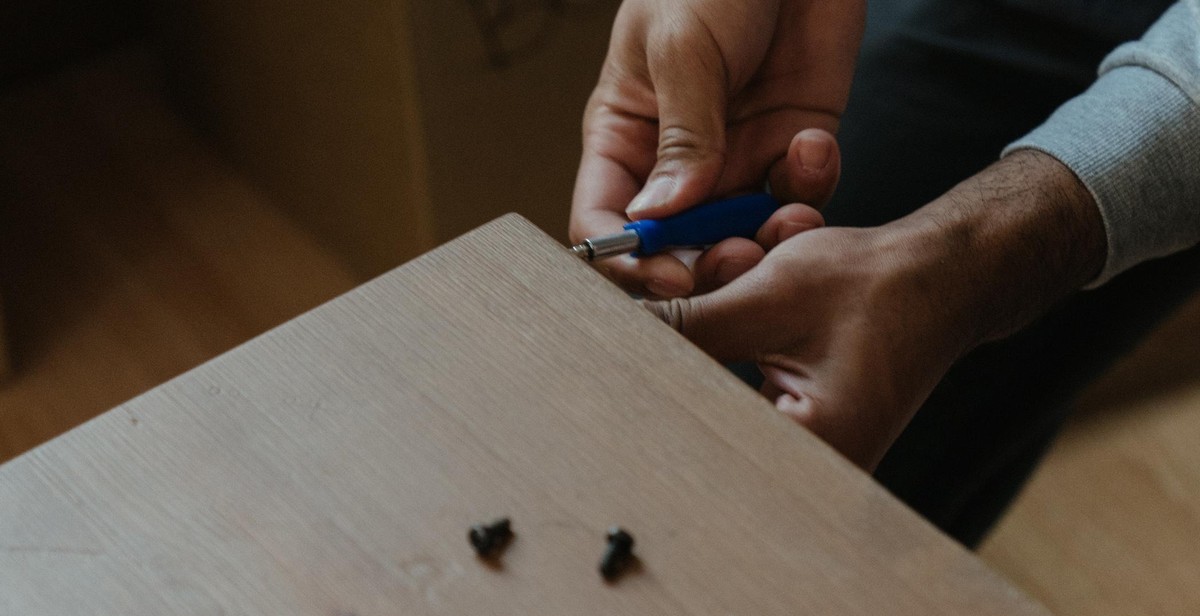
[571,243,593,260]
[571,230,641,262]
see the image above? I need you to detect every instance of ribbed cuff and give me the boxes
[1003,65,1200,287]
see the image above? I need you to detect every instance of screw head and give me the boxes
[600,526,635,581]
[606,526,633,550]
[468,517,513,558]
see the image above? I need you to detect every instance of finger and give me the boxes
[775,392,817,426]
[571,111,702,296]
[624,29,728,220]
[759,377,785,402]
[692,238,765,294]
[759,363,816,422]
[600,253,696,299]
[715,110,839,197]
[761,361,882,470]
[570,106,657,244]
[571,201,696,297]
[569,202,634,246]
[767,128,842,208]
[643,260,785,361]
[754,203,825,251]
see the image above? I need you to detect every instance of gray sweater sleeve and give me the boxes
[1002,0,1200,286]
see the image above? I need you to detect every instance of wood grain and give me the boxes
[0,215,1045,614]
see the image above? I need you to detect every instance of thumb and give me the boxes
[643,263,782,361]
[625,30,728,221]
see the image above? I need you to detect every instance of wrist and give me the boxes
[880,150,1105,354]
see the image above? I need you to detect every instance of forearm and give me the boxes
[882,150,1105,351]
[1004,0,1200,284]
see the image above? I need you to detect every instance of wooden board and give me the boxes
[0,215,1047,614]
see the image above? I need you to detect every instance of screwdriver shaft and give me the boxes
[571,230,640,262]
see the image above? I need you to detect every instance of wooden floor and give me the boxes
[0,49,359,460]
[979,294,1200,615]
[1,49,1198,615]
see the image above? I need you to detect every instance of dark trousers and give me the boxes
[822,0,1198,547]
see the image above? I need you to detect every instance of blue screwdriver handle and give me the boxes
[623,192,780,256]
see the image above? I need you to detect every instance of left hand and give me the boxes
[647,223,968,470]
[645,150,1106,469]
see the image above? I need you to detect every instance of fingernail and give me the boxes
[797,134,831,172]
[715,259,754,284]
[626,176,677,216]
[645,279,685,298]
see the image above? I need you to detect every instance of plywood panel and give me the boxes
[0,215,1046,614]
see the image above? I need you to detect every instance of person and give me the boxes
[569,0,1200,546]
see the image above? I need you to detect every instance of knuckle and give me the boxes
[657,124,724,164]
[654,297,691,333]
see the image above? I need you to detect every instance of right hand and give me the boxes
[570,0,865,297]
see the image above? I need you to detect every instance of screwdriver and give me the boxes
[571,192,781,261]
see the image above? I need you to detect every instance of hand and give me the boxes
[645,151,1106,469]
[571,0,865,298]
[649,224,966,470]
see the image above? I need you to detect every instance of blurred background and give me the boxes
[0,0,617,448]
[0,1,1196,614]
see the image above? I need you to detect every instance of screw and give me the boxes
[599,526,635,581]
[468,518,513,559]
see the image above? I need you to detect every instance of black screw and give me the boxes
[468,518,513,559]
[599,526,635,581]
